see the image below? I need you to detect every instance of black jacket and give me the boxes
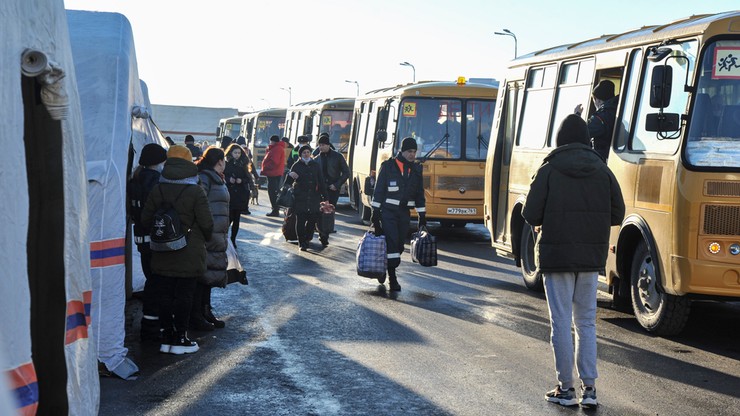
[285,159,328,214]
[522,143,625,272]
[315,149,350,190]
[587,95,618,161]
[223,159,251,210]
[371,154,426,213]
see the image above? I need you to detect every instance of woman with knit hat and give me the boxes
[141,145,214,354]
[128,143,167,341]
[370,137,426,291]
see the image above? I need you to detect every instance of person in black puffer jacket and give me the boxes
[224,143,253,245]
[284,145,328,251]
[522,114,624,407]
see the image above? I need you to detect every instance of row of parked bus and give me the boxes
[218,11,740,336]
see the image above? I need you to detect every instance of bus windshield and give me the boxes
[685,40,740,169]
[396,98,494,160]
[319,110,352,152]
[397,98,462,159]
[254,116,285,147]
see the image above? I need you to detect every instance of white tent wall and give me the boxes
[1,0,98,414]
[67,9,165,380]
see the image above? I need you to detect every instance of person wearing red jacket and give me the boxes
[261,135,287,216]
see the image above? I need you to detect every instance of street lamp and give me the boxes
[280,86,292,106]
[399,61,415,83]
[494,29,517,58]
[345,80,359,96]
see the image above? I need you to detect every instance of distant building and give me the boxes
[151,104,239,143]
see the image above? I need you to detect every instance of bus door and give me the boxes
[492,81,523,243]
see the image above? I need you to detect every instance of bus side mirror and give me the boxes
[650,65,672,108]
[645,112,680,132]
[216,127,221,137]
[375,130,388,143]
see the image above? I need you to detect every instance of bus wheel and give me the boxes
[519,223,543,291]
[630,241,690,335]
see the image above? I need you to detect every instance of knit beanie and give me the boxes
[270,135,280,142]
[401,137,418,152]
[167,145,193,161]
[592,80,615,101]
[139,143,167,166]
[298,145,312,156]
[556,114,590,147]
[318,133,331,145]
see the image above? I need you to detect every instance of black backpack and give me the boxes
[150,186,189,252]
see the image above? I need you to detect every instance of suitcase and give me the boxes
[282,208,298,242]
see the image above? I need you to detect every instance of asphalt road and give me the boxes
[100,200,740,416]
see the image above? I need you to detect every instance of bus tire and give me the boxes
[519,222,543,291]
[630,240,690,335]
[358,202,371,224]
[611,276,632,313]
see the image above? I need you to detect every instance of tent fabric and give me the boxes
[67,9,166,380]
[1,0,99,414]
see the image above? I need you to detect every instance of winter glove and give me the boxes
[418,212,427,228]
[371,208,383,235]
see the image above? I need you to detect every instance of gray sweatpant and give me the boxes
[543,271,598,389]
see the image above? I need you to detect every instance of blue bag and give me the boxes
[356,231,387,279]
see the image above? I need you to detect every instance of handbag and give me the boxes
[226,239,248,285]
[277,186,294,208]
[356,230,387,279]
[411,226,437,267]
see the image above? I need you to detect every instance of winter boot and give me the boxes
[388,268,401,291]
[169,331,199,355]
[204,304,225,329]
[140,316,161,342]
[189,315,215,332]
[159,329,174,354]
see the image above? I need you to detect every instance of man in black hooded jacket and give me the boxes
[522,114,624,409]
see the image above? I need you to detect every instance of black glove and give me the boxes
[418,212,427,228]
[371,208,381,225]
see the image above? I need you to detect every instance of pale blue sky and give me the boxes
[63,0,735,112]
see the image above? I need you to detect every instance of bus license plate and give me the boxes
[447,208,477,215]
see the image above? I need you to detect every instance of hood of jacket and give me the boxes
[161,157,198,180]
[544,143,604,179]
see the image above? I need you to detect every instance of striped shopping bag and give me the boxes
[411,226,437,267]
[356,230,387,279]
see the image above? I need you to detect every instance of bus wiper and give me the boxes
[422,132,450,159]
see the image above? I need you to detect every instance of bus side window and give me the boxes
[615,49,643,152]
[549,59,594,146]
[518,65,557,148]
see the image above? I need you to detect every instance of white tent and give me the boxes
[1,0,99,414]
[67,10,167,380]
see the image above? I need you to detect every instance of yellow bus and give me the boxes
[483,11,740,335]
[216,115,242,143]
[239,108,286,178]
[348,79,497,226]
[284,97,354,155]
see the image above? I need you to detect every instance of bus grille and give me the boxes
[705,181,740,197]
[434,176,484,191]
[703,205,740,235]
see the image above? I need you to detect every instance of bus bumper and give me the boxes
[671,255,740,298]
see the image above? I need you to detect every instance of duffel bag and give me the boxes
[356,230,387,279]
[411,226,437,267]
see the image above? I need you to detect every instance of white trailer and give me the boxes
[151,104,238,143]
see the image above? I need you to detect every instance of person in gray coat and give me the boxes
[522,114,625,408]
[192,147,230,330]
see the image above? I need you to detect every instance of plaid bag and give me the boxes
[411,226,437,267]
[356,231,387,279]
